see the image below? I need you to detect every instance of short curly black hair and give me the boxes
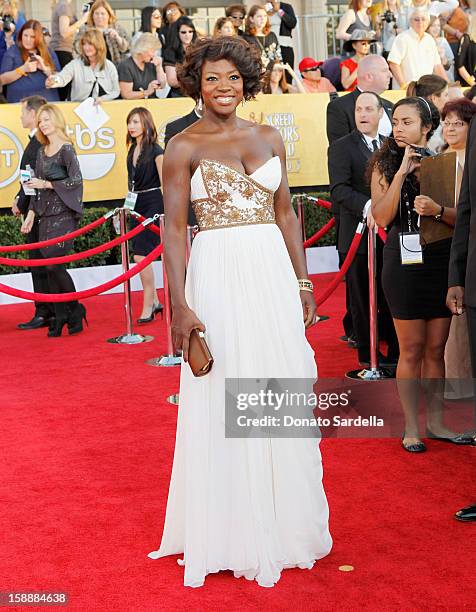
[177,36,264,102]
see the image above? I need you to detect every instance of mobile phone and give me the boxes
[28,52,36,60]
[82,2,90,13]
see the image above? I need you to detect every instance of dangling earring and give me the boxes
[197,96,203,112]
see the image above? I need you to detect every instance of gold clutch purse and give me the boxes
[188,329,214,377]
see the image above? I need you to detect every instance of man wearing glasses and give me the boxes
[298,57,336,93]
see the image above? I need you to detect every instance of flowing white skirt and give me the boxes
[148,224,332,587]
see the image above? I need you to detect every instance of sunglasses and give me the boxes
[303,66,320,72]
[179,29,194,34]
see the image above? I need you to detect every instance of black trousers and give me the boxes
[342,245,399,362]
[26,219,54,319]
[281,45,294,83]
[339,250,354,338]
[467,306,476,379]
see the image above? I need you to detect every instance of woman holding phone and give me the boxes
[0,20,60,102]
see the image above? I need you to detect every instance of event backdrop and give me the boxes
[0,91,404,208]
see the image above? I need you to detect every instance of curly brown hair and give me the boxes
[366,96,440,186]
[177,36,264,101]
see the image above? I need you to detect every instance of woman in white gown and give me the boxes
[148,36,332,587]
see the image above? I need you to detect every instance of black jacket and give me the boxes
[448,115,476,306]
[276,2,297,39]
[328,129,379,254]
[164,109,200,149]
[16,134,42,215]
[326,88,393,144]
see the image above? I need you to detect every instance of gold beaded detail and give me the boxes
[191,159,276,231]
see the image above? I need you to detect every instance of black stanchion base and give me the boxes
[107,334,154,344]
[346,367,396,380]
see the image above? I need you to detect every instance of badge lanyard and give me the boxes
[399,187,423,265]
[125,151,138,210]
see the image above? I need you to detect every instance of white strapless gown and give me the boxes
[148,157,332,587]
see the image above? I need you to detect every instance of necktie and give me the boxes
[371,138,379,152]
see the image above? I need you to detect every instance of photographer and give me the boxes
[0,1,26,67]
[376,0,408,56]
[369,97,469,453]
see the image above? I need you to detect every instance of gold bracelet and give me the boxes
[299,286,314,293]
[298,278,313,291]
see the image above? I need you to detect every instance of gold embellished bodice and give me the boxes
[190,158,281,231]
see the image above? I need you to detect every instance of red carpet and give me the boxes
[0,273,474,611]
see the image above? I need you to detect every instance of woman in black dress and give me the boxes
[370,97,470,452]
[21,103,85,337]
[126,107,164,323]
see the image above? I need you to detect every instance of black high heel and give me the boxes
[154,302,163,320]
[137,303,163,325]
[47,317,68,337]
[68,303,88,335]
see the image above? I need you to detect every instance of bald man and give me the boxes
[326,54,393,144]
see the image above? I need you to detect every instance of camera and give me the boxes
[265,2,273,11]
[2,15,14,32]
[82,2,91,13]
[381,10,396,23]
[411,145,434,158]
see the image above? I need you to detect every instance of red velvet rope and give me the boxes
[0,223,147,267]
[0,243,163,302]
[132,213,161,236]
[0,215,108,253]
[303,218,335,248]
[315,229,364,308]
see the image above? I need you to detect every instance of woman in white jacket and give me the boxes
[46,27,119,102]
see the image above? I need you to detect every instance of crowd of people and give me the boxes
[0,0,302,103]
[1,0,475,104]
[326,55,476,455]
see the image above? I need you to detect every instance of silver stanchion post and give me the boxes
[108,208,154,345]
[146,214,181,368]
[346,224,395,380]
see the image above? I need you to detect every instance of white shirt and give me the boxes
[388,28,442,87]
[361,133,381,217]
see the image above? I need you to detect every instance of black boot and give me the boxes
[67,302,88,335]
[47,303,68,337]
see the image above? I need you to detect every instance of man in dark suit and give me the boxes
[164,103,202,149]
[328,91,398,367]
[326,55,393,144]
[164,104,201,225]
[12,95,54,330]
[447,116,476,523]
